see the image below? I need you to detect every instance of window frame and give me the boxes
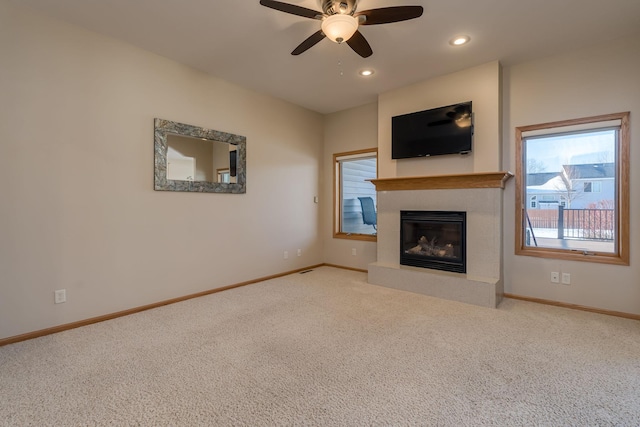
[584,182,593,193]
[515,112,630,265]
[333,148,378,242]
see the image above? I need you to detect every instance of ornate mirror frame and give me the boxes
[154,118,246,193]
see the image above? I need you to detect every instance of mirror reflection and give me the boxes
[154,118,246,193]
[166,134,237,184]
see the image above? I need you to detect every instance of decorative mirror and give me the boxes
[154,118,246,193]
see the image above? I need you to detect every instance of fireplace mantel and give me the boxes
[370,171,513,191]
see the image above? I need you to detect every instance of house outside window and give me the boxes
[515,112,629,265]
[334,149,377,241]
[583,181,602,193]
[560,196,567,208]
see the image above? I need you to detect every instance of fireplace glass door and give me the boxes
[400,211,466,273]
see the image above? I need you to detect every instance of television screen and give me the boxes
[391,102,473,159]
[229,150,237,177]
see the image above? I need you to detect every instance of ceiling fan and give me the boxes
[259,0,424,58]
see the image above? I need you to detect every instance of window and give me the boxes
[334,149,377,241]
[217,168,230,183]
[515,112,629,265]
[584,181,601,193]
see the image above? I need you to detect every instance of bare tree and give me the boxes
[555,165,582,208]
[527,158,547,173]
[596,151,614,164]
[584,199,615,240]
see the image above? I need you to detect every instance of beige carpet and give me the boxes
[1,266,639,426]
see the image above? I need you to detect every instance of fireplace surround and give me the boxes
[368,172,513,308]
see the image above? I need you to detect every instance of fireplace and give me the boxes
[369,173,512,308]
[400,211,466,273]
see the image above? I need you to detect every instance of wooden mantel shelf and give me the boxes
[370,171,513,191]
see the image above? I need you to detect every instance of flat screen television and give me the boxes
[229,150,237,177]
[391,101,473,159]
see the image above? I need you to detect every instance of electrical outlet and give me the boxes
[551,272,560,283]
[352,248,357,256]
[297,249,301,257]
[54,289,66,304]
[561,273,571,285]
[283,251,288,259]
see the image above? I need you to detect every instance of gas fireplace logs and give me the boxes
[406,236,455,258]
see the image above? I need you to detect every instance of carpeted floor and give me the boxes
[1,266,639,426]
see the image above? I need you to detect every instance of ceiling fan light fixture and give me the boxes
[359,69,374,76]
[455,116,472,128]
[449,35,470,46]
[321,14,359,44]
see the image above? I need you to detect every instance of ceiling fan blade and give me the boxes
[291,30,326,55]
[356,6,423,25]
[259,0,322,19]
[346,30,373,58]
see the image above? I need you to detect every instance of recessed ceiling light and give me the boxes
[359,69,375,77]
[449,35,471,46]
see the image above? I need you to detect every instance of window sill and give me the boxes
[515,246,629,266]
[334,232,377,242]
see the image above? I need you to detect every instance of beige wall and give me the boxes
[328,39,640,315]
[502,33,640,315]
[2,0,638,341]
[0,1,324,339]
[322,103,378,270]
[323,63,503,271]
[378,61,502,178]
[211,140,233,183]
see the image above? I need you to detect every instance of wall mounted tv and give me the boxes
[391,101,473,159]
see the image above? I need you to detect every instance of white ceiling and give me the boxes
[14,0,640,114]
